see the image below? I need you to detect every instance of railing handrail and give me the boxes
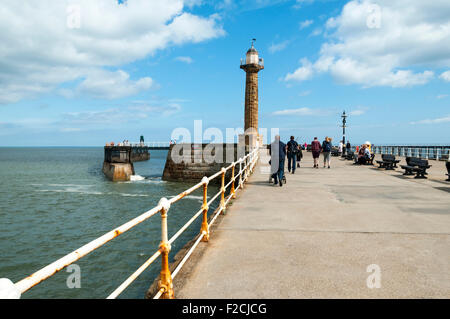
[1,147,261,299]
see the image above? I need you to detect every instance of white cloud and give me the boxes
[272,107,327,116]
[269,40,290,54]
[349,107,369,116]
[77,69,153,99]
[175,56,194,64]
[440,71,450,82]
[284,59,314,81]
[0,0,224,104]
[299,19,314,30]
[437,94,448,99]
[285,1,450,88]
[293,0,315,9]
[410,115,450,125]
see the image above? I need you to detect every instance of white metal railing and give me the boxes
[0,148,260,299]
[373,145,450,161]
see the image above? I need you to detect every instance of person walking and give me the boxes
[286,136,299,174]
[270,135,287,186]
[338,140,344,156]
[311,137,322,168]
[322,137,333,168]
[296,143,303,168]
[346,141,351,156]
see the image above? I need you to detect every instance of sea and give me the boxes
[0,147,219,299]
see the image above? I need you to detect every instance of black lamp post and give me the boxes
[341,111,347,157]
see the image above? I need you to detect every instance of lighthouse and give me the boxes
[240,40,264,150]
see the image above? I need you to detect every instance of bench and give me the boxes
[345,152,355,161]
[376,154,400,170]
[331,148,340,157]
[446,161,450,181]
[367,153,375,165]
[400,157,431,179]
[354,153,375,165]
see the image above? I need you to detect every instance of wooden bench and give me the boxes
[376,154,400,170]
[345,152,355,161]
[400,157,431,179]
[446,161,450,181]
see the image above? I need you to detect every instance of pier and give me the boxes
[102,145,150,181]
[172,150,450,298]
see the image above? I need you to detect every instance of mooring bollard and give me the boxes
[200,177,209,242]
[157,198,174,299]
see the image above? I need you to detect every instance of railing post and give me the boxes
[220,167,226,213]
[157,198,174,299]
[200,177,209,242]
[231,164,236,199]
[239,158,243,189]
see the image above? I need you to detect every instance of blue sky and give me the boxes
[0,0,449,146]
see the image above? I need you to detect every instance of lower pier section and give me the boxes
[162,144,245,182]
[102,162,135,182]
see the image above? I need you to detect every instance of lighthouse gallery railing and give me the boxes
[3,148,260,299]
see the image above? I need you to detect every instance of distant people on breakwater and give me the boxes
[311,137,322,169]
[322,137,333,169]
[287,136,300,174]
[106,140,130,147]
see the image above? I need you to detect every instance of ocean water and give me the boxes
[0,147,219,299]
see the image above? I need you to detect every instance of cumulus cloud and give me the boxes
[440,71,450,82]
[269,40,290,54]
[0,0,224,104]
[299,19,314,30]
[410,115,450,125]
[349,107,369,116]
[272,107,328,116]
[284,59,314,81]
[175,56,194,64]
[285,0,450,88]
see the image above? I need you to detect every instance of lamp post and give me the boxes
[341,111,347,157]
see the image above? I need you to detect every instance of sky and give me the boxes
[0,0,449,146]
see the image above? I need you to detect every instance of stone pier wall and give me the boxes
[162,144,244,182]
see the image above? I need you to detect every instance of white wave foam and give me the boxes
[130,175,146,181]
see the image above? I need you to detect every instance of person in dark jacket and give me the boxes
[311,137,322,168]
[346,141,351,156]
[270,135,287,186]
[286,136,299,174]
[322,137,333,168]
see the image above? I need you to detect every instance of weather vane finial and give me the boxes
[251,38,256,47]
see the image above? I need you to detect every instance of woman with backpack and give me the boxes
[322,137,333,169]
[311,137,322,168]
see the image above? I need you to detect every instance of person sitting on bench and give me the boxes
[356,145,369,165]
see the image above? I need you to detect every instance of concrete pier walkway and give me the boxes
[174,150,450,298]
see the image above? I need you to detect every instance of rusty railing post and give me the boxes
[220,167,226,213]
[200,177,209,242]
[238,158,243,189]
[157,198,174,299]
[231,164,236,199]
